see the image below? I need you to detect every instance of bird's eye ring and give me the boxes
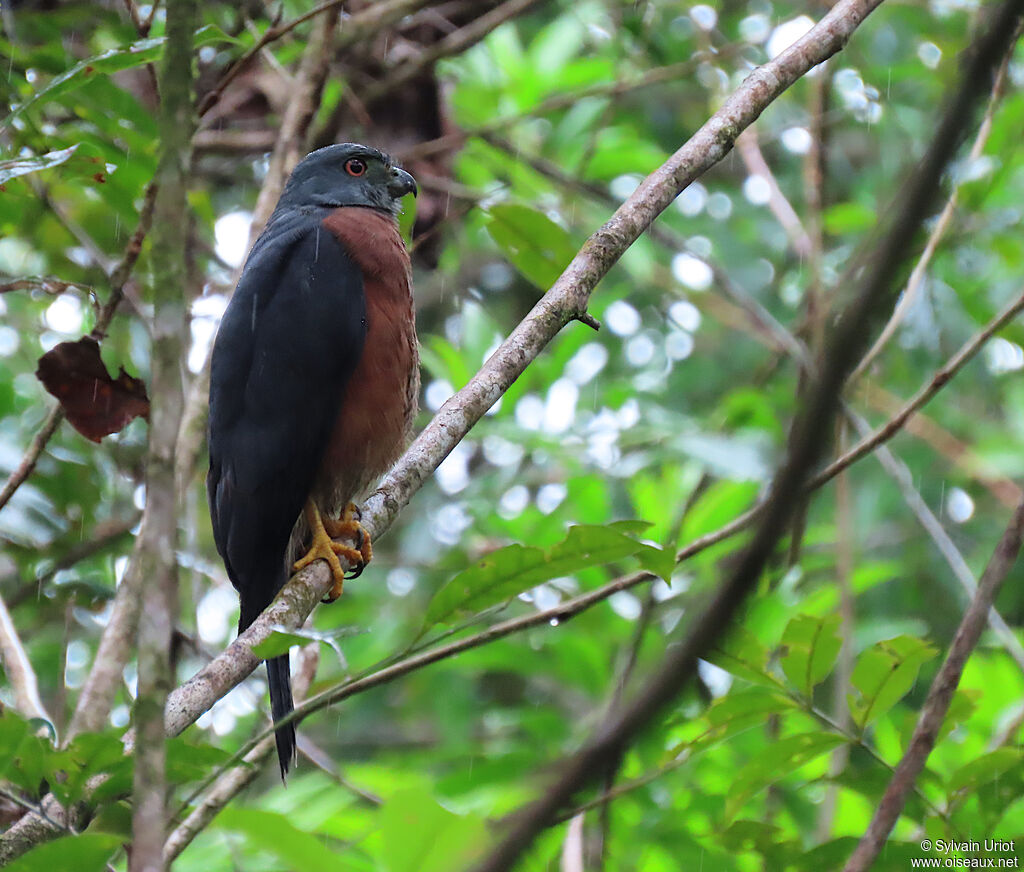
[345,158,367,177]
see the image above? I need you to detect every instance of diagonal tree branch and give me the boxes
[848,28,1019,384]
[468,0,1024,866]
[843,498,1024,872]
[0,593,52,726]
[844,408,1024,673]
[814,286,1024,488]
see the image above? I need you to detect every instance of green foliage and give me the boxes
[3,0,1024,868]
[423,521,671,630]
[377,787,488,872]
[485,204,578,290]
[848,636,938,731]
[724,732,848,821]
[3,834,123,872]
[779,614,843,698]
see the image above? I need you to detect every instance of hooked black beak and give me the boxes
[388,166,418,199]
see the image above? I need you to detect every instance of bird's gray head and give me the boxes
[278,143,417,216]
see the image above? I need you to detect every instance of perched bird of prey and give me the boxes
[207,144,419,777]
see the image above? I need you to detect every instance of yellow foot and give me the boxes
[292,501,371,603]
[323,503,373,579]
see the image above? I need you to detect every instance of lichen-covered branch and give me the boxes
[129,0,195,867]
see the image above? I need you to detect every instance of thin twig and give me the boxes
[844,408,1024,674]
[197,0,436,117]
[812,286,1024,490]
[843,499,1024,872]
[735,125,813,258]
[0,408,64,514]
[2,516,139,610]
[816,420,855,840]
[803,61,831,357]
[364,0,549,101]
[860,381,1022,507]
[848,29,1019,384]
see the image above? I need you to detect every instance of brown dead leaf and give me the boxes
[36,337,149,442]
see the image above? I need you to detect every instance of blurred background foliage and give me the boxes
[1,0,1024,869]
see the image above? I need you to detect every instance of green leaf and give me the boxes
[423,523,655,628]
[485,204,576,289]
[947,748,1021,794]
[251,625,363,659]
[380,787,487,872]
[217,807,345,867]
[779,614,843,698]
[725,732,847,820]
[4,25,236,130]
[823,201,876,234]
[0,146,80,185]
[165,736,236,784]
[4,834,121,872]
[682,480,760,542]
[848,635,937,730]
[0,710,52,795]
[397,192,417,247]
[251,629,319,659]
[936,688,979,744]
[704,627,778,688]
[48,729,128,805]
[681,687,798,755]
[5,38,164,129]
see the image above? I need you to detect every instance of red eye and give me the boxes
[345,158,367,177]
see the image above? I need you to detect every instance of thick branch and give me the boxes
[843,499,1024,872]
[0,593,52,725]
[130,0,195,867]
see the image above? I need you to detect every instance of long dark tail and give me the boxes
[266,653,297,779]
[239,586,297,780]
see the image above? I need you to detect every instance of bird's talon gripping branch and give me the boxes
[293,500,365,602]
[322,502,373,584]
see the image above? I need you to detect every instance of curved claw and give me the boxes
[316,502,373,600]
[294,501,370,602]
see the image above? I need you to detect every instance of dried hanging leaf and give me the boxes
[36,337,149,443]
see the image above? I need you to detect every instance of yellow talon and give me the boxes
[292,501,372,602]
